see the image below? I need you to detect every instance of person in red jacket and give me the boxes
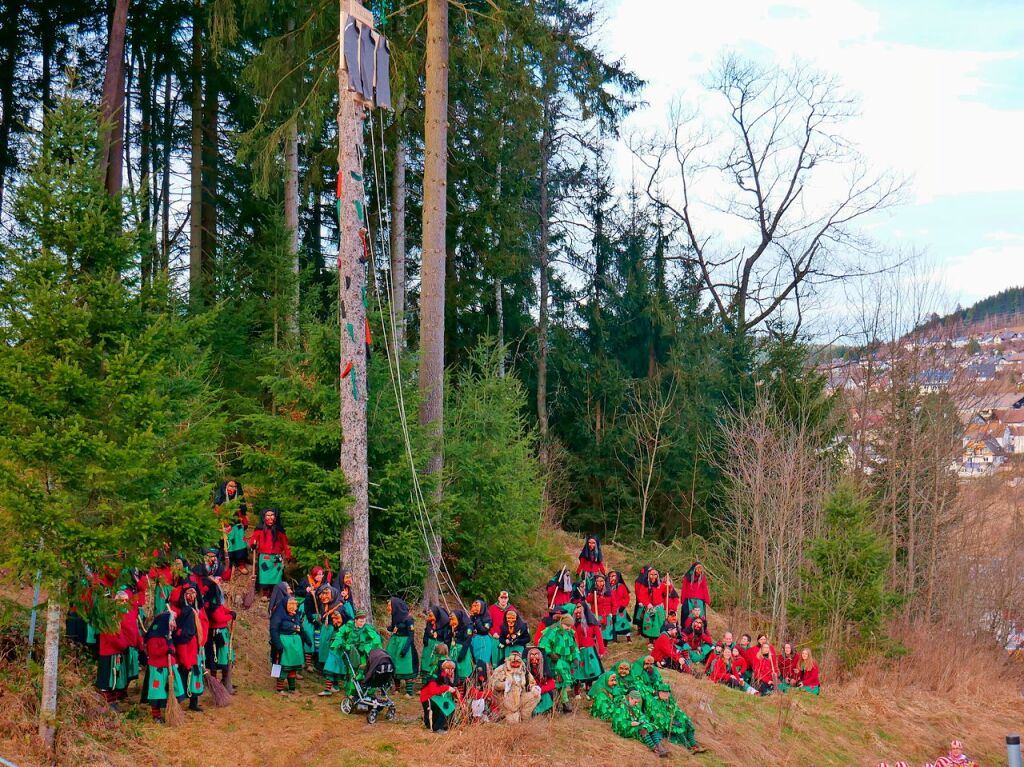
[607,570,632,642]
[575,535,606,586]
[214,479,250,572]
[526,646,557,716]
[420,659,462,732]
[121,598,145,689]
[778,642,799,689]
[751,643,776,695]
[96,591,133,708]
[651,625,686,671]
[634,567,669,638]
[798,648,820,695]
[172,584,207,711]
[202,577,236,689]
[680,561,711,620]
[249,508,291,599]
[487,591,515,636]
[593,574,616,642]
[545,568,573,609]
[140,611,186,722]
[571,602,606,692]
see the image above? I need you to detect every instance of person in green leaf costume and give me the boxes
[628,655,664,702]
[611,689,669,757]
[647,682,706,754]
[538,612,580,712]
[385,597,419,695]
[588,668,623,720]
[271,597,305,694]
[329,609,383,695]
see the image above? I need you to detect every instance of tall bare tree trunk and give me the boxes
[140,48,154,285]
[285,119,300,337]
[0,0,22,215]
[189,2,204,306]
[537,117,551,459]
[419,0,449,607]
[38,597,60,750]
[99,0,131,195]
[337,0,371,617]
[160,70,171,274]
[201,61,217,295]
[389,99,407,352]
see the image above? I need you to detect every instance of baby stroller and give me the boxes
[340,648,397,723]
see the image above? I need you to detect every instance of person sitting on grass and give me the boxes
[925,739,975,766]
[490,651,541,722]
[723,647,758,694]
[588,667,623,721]
[651,625,687,672]
[778,642,799,691]
[751,642,776,695]
[526,646,557,716]
[420,659,462,733]
[798,648,820,695]
[611,688,669,758]
[629,654,665,701]
[681,616,714,668]
[647,682,707,755]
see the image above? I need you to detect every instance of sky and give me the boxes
[601,0,1024,314]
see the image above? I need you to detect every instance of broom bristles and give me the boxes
[242,578,256,610]
[165,693,186,727]
[222,664,234,694]
[205,671,233,707]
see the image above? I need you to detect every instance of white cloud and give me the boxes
[941,245,1024,303]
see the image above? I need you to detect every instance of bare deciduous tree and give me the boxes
[635,54,904,334]
[619,377,677,540]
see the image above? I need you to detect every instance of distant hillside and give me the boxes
[920,286,1024,334]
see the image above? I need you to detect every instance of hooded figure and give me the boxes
[636,567,669,639]
[332,568,355,600]
[172,585,206,709]
[629,655,665,702]
[494,608,530,665]
[571,602,605,686]
[213,480,249,568]
[526,646,556,716]
[385,597,419,692]
[271,597,305,693]
[140,611,186,719]
[468,599,494,668]
[576,535,606,587]
[248,508,291,594]
[314,584,344,673]
[681,561,710,620]
[603,570,632,639]
[588,668,623,720]
[201,576,235,678]
[296,567,327,668]
[611,688,669,757]
[545,568,574,608]
[648,682,703,753]
[448,608,475,681]
[538,612,580,711]
[268,581,293,623]
[421,605,451,678]
[490,650,540,722]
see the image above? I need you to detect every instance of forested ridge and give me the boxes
[1,0,1022,763]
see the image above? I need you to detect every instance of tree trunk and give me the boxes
[537,118,551,454]
[37,597,60,750]
[285,118,300,337]
[189,2,204,306]
[419,0,449,607]
[389,103,407,352]
[337,1,371,618]
[200,58,217,296]
[99,0,130,195]
[139,47,154,285]
[496,279,504,376]
[160,69,172,274]
[0,0,21,216]
[40,9,53,113]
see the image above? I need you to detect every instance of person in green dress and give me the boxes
[538,612,580,712]
[448,608,475,683]
[329,609,383,695]
[421,605,451,680]
[647,682,706,754]
[385,597,419,696]
[468,599,494,669]
[628,655,664,701]
[271,597,305,694]
[318,610,346,695]
[588,668,623,720]
[610,689,670,757]
[213,479,250,572]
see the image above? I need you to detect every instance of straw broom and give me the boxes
[205,667,232,707]
[221,619,235,694]
[164,656,186,727]
[242,549,256,609]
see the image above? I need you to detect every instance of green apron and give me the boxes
[641,605,666,639]
[142,665,185,703]
[153,585,172,615]
[494,642,526,665]
[279,633,304,670]
[533,691,553,715]
[213,627,235,667]
[386,634,416,678]
[125,646,140,680]
[226,523,247,553]
[471,634,493,666]
[451,640,474,680]
[186,658,205,696]
[600,616,615,642]
[257,553,284,586]
[614,609,632,634]
[572,645,603,682]
[421,638,440,678]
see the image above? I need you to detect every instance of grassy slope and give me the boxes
[2,532,1021,766]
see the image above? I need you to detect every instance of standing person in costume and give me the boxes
[296,566,327,670]
[421,605,451,679]
[494,608,530,665]
[318,610,346,695]
[330,609,383,693]
[593,574,616,643]
[611,688,670,758]
[385,597,419,696]
[213,479,250,572]
[248,508,291,600]
[202,578,235,689]
[171,584,206,712]
[193,547,227,581]
[332,568,355,603]
[681,561,710,620]
[607,570,632,641]
[525,646,556,716]
[652,625,686,671]
[797,647,820,694]
[588,668,623,720]
[468,599,494,668]
[270,597,305,694]
[571,602,605,692]
[490,650,541,722]
[532,606,561,646]
[648,682,706,754]
[634,567,669,639]
[575,535,606,588]
[545,567,574,609]
[148,554,179,616]
[121,590,145,689]
[448,608,475,683]
[538,611,580,712]
[140,610,186,722]
[420,659,461,733]
[95,591,133,708]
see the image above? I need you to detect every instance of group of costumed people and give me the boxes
[877,739,979,767]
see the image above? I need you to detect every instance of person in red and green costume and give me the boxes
[171,583,207,712]
[385,597,419,696]
[271,597,305,694]
[140,610,186,722]
[538,611,580,712]
[213,479,249,572]
[647,681,706,754]
[248,508,291,599]
[421,605,450,680]
[420,659,461,732]
[611,688,670,757]
[95,591,135,709]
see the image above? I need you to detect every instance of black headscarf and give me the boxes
[498,609,529,643]
[174,585,202,643]
[469,599,492,634]
[388,597,412,630]
[424,605,451,644]
[549,568,573,593]
[213,480,247,513]
[570,581,589,603]
[200,576,224,609]
[572,601,600,628]
[450,608,472,644]
[636,566,659,589]
[145,610,173,641]
[268,582,293,624]
[608,570,630,596]
[579,535,603,564]
[315,583,342,614]
[333,567,353,593]
[593,573,611,597]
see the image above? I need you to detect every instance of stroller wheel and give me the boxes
[367,709,378,724]
[340,697,353,714]
[385,705,396,721]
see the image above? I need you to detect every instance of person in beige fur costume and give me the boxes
[490,651,541,722]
